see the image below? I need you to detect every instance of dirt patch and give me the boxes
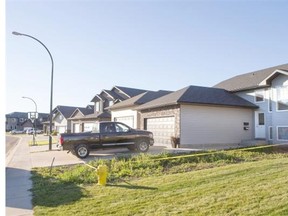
[270,144,288,153]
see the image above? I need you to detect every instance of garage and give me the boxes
[84,123,94,132]
[145,116,175,146]
[57,126,66,133]
[114,116,134,128]
[73,124,80,133]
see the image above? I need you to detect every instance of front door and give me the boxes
[255,112,265,139]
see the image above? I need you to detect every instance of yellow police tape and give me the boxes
[152,143,285,162]
[83,143,285,169]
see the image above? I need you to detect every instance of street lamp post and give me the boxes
[22,96,38,146]
[13,31,54,150]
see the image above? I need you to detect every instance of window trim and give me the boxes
[277,126,288,141]
[269,126,273,140]
[254,89,265,103]
[276,86,288,112]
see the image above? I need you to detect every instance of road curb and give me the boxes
[6,136,22,167]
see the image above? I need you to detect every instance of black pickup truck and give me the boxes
[59,121,154,158]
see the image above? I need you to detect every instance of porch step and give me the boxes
[240,139,268,147]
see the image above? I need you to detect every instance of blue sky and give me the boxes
[5,0,288,114]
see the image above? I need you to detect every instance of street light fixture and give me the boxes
[13,31,54,150]
[22,96,38,146]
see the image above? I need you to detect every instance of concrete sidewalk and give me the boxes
[5,135,197,216]
[6,136,85,216]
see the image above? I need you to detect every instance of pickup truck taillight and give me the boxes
[59,136,64,145]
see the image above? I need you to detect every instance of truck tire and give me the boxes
[75,144,90,158]
[136,140,149,153]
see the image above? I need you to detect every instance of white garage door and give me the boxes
[57,126,66,133]
[84,123,94,132]
[114,116,134,128]
[73,124,80,133]
[146,116,175,146]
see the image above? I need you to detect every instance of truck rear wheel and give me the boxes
[75,144,90,158]
[136,140,149,153]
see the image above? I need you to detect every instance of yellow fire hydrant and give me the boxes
[96,164,108,186]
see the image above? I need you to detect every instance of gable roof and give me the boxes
[136,85,258,111]
[53,105,85,119]
[214,63,288,92]
[90,86,148,103]
[70,107,94,118]
[103,89,125,101]
[113,86,148,98]
[109,90,172,110]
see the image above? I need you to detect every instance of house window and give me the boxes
[278,127,288,140]
[255,90,264,102]
[109,100,114,107]
[277,86,288,111]
[19,118,24,123]
[269,127,273,140]
[258,113,265,125]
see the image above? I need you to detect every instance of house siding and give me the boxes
[54,113,68,133]
[235,74,288,143]
[271,74,288,142]
[180,105,254,148]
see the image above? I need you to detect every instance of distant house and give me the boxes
[69,86,148,133]
[215,63,288,144]
[5,112,49,131]
[50,105,87,133]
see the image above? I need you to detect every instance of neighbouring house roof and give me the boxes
[70,111,111,120]
[91,94,106,102]
[91,86,148,103]
[214,63,288,92]
[70,107,95,119]
[113,86,148,98]
[86,105,94,109]
[109,90,172,110]
[53,105,85,119]
[103,89,125,101]
[6,112,49,119]
[136,85,258,111]
[6,112,30,119]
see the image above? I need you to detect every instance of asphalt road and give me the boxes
[6,136,21,154]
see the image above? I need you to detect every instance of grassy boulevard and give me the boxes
[31,147,288,216]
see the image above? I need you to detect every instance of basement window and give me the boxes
[278,127,288,140]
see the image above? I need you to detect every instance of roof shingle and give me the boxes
[136,85,258,110]
[214,63,288,92]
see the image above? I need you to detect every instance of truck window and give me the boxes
[100,123,116,133]
[115,123,130,133]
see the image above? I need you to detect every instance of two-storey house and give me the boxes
[69,86,148,133]
[215,64,288,144]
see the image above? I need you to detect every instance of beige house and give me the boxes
[135,86,257,148]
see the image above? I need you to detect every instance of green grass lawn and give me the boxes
[32,156,288,216]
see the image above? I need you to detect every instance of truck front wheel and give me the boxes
[136,140,149,153]
[75,144,90,158]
